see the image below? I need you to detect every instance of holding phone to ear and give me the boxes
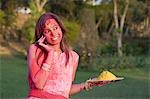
[44,39,48,45]
[37,36,53,52]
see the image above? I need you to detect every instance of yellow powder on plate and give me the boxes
[97,71,117,80]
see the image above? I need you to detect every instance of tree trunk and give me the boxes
[117,33,123,56]
[96,18,102,30]
[113,0,121,56]
[108,22,114,35]
[79,8,99,67]
[145,17,149,34]
[35,0,48,13]
[113,0,129,57]
[113,0,119,29]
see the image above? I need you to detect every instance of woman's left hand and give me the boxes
[83,81,93,91]
[87,78,112,87]
[84,78,112,91]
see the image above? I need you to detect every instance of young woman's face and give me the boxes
[43,18,63,45]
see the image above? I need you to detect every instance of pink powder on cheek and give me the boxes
[43,19,63,44]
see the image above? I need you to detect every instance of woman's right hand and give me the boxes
[37,36,53,53]
[37,35,54,65]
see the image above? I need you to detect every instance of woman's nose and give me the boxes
[51,31,55,36]
[50,31,56,36]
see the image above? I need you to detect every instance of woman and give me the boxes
[27,12,111,99]
[27,12,93,99]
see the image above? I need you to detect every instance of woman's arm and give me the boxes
[69,81,93,95]
[69,51,92,95]
[69,83,85,95]
[27,44,52,89]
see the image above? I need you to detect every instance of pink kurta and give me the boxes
[27,45,79,99]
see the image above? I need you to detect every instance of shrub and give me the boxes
[63,20,80,46]
[95,42,116,56]
[78,55,148,71]
[22,19,35,43]
[123,42,145,55]
[0,10,6,25]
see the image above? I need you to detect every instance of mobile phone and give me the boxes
[44,39,48,45]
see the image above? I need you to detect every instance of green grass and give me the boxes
[1,55,149,99]
[1,55,28,99]
[72,68,149,99]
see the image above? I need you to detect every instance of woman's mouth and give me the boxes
[52,35,59,41]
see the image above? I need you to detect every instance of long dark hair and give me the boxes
[34,12,70,65]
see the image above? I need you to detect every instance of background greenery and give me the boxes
[0,0,149,99]
[1,55,149,99]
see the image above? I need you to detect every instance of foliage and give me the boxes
[123,41,149,55]
[29,0,42,21]
[8,13,16,26]
[21,0,47,42]
[79,39,149,70]
[83,55,149,71]
[48,0,76,19]
[63,20,80,46]
[127,0,148,23]
[22,19,35,43]
[92,37,149,56]
[96,42,116,56]
[95,3,113,34]
[1,0,24,11]
[0,10,5,25]
[114,28,123,33]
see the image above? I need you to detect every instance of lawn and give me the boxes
[1,55,149,99]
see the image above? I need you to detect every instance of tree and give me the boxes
[22,0,48,42]
[113,0,129,56]
[29,0,48,20]
[126,0,150,37]
[48,0,76,19]
[95,2,114,38]
[35,0,48,13]
[78,8,99,67]
[0,0,21,41]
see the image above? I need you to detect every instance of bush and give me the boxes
[22,19,35,43]
[78,55,149,71]
[123,42,146,55]
[63,20,80,45]
[0,10,6,25]
[95,42,116,56]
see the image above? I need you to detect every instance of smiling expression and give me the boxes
[43,19,63,45]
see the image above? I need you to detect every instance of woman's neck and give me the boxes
[51,44,62,52]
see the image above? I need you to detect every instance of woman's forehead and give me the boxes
[45,18,58,26]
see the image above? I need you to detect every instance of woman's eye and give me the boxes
[53,26,57,30]
[43,31,47,34]
[44,30,50,34]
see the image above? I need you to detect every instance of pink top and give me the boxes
[27,44,79,98]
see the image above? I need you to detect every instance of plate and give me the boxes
[87,77,124,86]
[87,77,124,82]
